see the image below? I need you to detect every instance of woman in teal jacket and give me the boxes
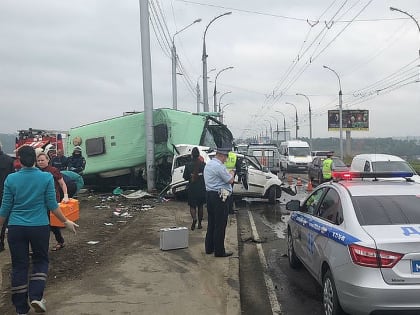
[0,146,78,315]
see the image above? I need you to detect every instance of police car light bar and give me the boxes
[351,171,414,179]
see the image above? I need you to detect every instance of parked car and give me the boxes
[350,153,420,183]
[311,150,331,157]
[286,171,420,315]
[308,156,349,184]
[169,145,295,204]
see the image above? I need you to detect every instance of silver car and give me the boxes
[286,171,420,315]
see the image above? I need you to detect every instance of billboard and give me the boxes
[328,110,369,131]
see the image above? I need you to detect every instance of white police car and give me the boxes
[286,171,420,315]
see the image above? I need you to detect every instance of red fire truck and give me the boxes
[15,128,66,157]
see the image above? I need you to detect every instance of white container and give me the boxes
[160,227,189,250]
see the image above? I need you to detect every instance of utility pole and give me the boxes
[139,0,155,191]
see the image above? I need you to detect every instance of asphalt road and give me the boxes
[237,172,325,315]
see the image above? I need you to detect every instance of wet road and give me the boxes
[237,173,324,315]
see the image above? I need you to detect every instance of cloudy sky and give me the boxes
[0,0,419,140]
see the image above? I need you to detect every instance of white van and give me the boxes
[279,140,312,172]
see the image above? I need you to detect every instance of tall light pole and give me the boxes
[220,102,233,123]
[275,110,287,141]
[202,12,232,112]
[296,93,312,149]
[323,65,343,160]
[390,6,420,57]
[213,66,234,112]
[217,91,232,112]
[171,18,201,110]
[264,120,273,141]
[196,68,215,113]
[285,102,299,139]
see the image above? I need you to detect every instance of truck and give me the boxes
[279,140,312,172]
[246,143,281,174]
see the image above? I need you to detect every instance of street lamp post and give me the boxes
[196,68,215,113]
[202,12,232,112]
[220,102,233,123]
[213,66,234,112]
[217,91,232,112]
[390,6,420,57]
[264,120,273,141]
[296,93,312,149]
[275,111,287,141]
[171,18,202,110]
[285,102,299,139]
[323,65,343,160]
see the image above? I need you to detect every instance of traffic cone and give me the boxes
[296,177,302,186]
[306,180,313,192]
[287,175,293,185]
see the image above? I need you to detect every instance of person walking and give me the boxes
[203,146,234,257]
[322,151,334,182]
[183,147,206,231]
[36,152,69,251]
[0,145,78,315]
[67,146,86,175]
[0,142,14,252]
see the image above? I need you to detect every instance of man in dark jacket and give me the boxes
[67,146,86,175]
[0,142,14,252]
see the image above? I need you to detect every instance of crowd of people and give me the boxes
[0,143,84,314]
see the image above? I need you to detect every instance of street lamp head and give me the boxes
[389,7,397,11]
[194,18,202,23]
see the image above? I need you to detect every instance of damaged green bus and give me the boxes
[66,108,233,189]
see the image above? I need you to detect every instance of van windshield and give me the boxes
[289,147,310,156]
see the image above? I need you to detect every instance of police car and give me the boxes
[286,171,420,315]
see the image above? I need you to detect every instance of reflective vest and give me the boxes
[224,152,237,171]
[322,158,333,179]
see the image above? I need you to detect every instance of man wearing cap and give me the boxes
[204,147,235,257]
[322,151,334,182]
[67,146,86,175]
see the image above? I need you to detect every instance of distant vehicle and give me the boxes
[286,171,420,315]
[235,143,248,155]
[311,150,331,157]
[247,143,280,174]
[279,140,312,172]
[308,156,349,184]
[169,144,296,204]
[350,153,420,183]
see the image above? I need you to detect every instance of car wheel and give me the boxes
[287,228,301,268]
[268,186,279,204]
[323,270,344,315]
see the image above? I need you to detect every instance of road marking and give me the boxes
[248,210,282,315]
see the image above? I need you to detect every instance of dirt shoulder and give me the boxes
[0,190,240,315]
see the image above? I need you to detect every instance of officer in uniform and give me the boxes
[224,151,237,214]
[204,146,234,257]
[322,151,334,182]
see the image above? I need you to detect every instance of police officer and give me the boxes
[322,151,334,182]
[204,146,234,257]
[224,151,237,215]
